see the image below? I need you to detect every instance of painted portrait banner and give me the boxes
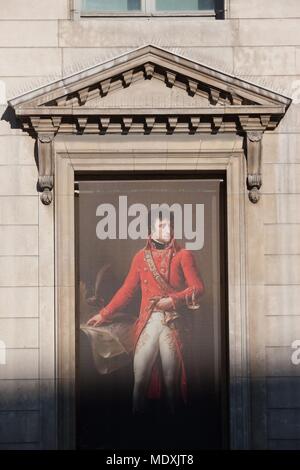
[76,177,227,450]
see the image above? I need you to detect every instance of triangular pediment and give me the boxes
[9,45,291,135]
[81,78,213,109]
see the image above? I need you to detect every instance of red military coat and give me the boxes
[99,235,205,405]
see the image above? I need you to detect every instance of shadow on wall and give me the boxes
[1,105,20,130]
[1,105,40,191]
[2,374,300,450]
[76,329,226,451]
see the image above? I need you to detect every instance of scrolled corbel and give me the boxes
[246,131,263,203]
[37,133,54,205]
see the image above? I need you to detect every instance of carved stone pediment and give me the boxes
[9,45,291,136]
[8,45,292,204]
[80,79,213,109]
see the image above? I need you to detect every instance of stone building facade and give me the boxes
[0,0,300,450]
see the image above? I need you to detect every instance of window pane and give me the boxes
[156,0,214,11]
[82,0,141,12]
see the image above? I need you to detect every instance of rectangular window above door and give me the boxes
[80,0,224,17]
[155,0,215,11]
[81,0,142,12]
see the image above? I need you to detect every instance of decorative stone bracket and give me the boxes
[37,133,54,205]
[246,131,263,204]
[35,128,264,205]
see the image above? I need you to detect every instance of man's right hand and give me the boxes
[86,311,105,327]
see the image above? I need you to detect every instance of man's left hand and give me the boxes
[154,297,174,311]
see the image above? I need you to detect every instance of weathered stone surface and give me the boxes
[267,377,300,408]
[295,48,300,74]
[0,226,38,256]
[234,47,296,76]
[266,347,300,376]
[0,411,39,443]
[0,49,61,76]
[38,204,54,287]
[266,316,300,347]
[263,133,300,164]
[0,318,38,348]
[0,0,69,19]
[265,255,300,285]
[0,443,40,449]
[62,46,234,72]
[59,19,239,48]
[0,257,38,287]
[0,77,50,102]
[0,380,39,410]
[1,349,39,379]
[268,440,300,450]
[268,410,300,439]
[0,136,35,165]
[0,1,298,451]
[0,287,38,318]
[263,164,300,194]
[0,166,37,196]
[0,105,23,136]
[0,197,38,225]
[39,288,55,380]
[238,19,300,46]
[264,195,300,224]
[275,104,300,133]
[265,286,300,316]
[237,75,300,98]
[230,0,300,19]
[0,21,58,47]
[264,224,300,254]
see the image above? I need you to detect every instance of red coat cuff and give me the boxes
[99,306,113,321]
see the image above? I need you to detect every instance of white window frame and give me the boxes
[73,0,221,18]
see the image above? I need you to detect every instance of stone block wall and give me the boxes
[0,0,299,449]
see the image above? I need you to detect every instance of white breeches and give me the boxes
[132,310,180,415]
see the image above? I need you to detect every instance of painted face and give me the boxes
[151,217,173,243]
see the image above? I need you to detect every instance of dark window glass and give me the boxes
[156,0,215,11]
[82,0,141,12]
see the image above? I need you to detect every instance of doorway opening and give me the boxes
[74,171,229,449]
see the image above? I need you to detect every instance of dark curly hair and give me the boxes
[147,205,175,236]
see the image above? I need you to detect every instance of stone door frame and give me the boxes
[50,133,253,449]
[9,45,286,449]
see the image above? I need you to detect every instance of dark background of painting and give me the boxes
[75,174,228,450]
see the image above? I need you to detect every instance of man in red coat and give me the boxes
[87,208,204,416]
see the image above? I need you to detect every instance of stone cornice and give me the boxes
[7,45,292,204]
